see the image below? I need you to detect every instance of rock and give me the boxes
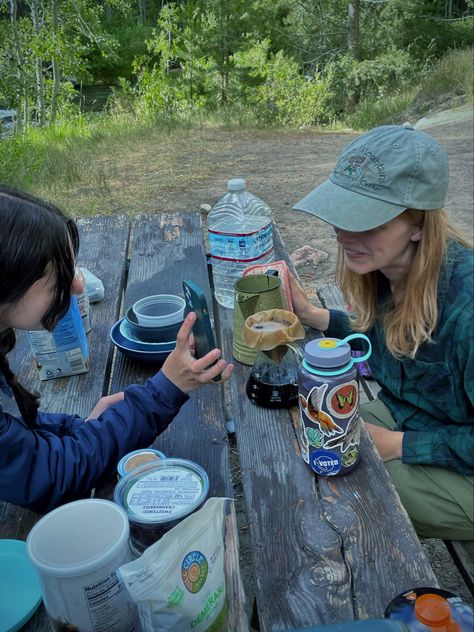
[290,245,328,267]
[200,204,212,213]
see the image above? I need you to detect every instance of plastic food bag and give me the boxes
[118,497,230,632]
[80,267,105,303]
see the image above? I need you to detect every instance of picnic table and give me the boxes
[0,212,438,631]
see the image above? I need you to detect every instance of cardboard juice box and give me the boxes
[27,297,90,380]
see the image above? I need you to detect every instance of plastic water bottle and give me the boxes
[208,179,274,308]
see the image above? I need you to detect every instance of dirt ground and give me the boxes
[171,108,473,624]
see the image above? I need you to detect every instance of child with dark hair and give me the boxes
[0,186,233,513]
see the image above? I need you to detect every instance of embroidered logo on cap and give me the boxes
[334,146,387,193]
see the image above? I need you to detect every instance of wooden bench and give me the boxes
[316,281,474,599]
[0,213,247,631]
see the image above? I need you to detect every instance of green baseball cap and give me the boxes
[292,124,449,232]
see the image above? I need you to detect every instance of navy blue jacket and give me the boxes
[0,371,188,513]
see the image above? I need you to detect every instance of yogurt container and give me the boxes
[117,448,165,479]
[114,458,209,556]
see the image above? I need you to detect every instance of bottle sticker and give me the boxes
[208,223,273,262]
[310,449,342,476]
[299,387,343,437]
[323,412,361,454]
[326,380,359,418]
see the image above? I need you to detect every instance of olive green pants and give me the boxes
[361,399,474,541]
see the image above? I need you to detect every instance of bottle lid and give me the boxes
[227,178,246,191]
[304,337,351,369]
[415,593,454,627]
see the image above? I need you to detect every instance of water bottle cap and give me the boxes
[304,337,351,369]
[414,594,453,626]
[227,178,246,191]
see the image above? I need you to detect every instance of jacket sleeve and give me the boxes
[0,371,188,513]
[402,425,474,474]
[327,309,354,339]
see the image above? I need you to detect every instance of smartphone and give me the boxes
[182,280,221,379]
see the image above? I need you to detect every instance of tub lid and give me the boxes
[117,448,166,478]
[114,458,209,525]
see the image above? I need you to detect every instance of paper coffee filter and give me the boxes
[243,309,305,350]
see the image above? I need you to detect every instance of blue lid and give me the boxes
[304,338,351,368]
[228,178,246,191]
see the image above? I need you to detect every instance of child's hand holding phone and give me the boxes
[162,311,233,392]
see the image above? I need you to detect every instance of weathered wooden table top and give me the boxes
[0,212,247,631]
[214,224,438,631]
[1,212,438,632]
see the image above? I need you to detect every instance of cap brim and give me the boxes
[292,179,407,232]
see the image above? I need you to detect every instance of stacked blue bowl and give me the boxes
[110,294,185,363]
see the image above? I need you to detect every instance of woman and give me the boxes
[0,186,233,513]
[291,124,473,540]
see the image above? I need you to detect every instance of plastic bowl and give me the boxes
[124,306,183,343]
[132,294,185,328]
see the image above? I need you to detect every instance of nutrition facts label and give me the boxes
[84,571,138,632]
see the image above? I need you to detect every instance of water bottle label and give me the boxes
[208,222,273,262]
[310,449,342,475]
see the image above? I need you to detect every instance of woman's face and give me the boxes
[0,267,84,332]
[335,214,422,282]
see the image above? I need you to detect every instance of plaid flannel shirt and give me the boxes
[328,241,474,475]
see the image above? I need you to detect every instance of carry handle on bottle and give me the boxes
[338,333,372,364]
[302,333,372,377]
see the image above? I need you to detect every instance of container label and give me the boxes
[27,297,89,380]
[310,449,342,476]
[84,571,138,631]
[125,467,204,519]
[208,222,273,262]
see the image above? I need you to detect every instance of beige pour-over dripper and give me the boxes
[242,309,305,408]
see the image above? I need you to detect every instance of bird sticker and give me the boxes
[324,412,361,453]
[298,383,343,437]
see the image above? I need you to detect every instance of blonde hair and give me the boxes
[337,209,472,359]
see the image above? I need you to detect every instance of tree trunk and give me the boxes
[50,0,60,122]
[9,0,25,133]
[347,0,360,61]
[30,0,46,126]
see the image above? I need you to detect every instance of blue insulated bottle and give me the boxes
[297,334,371,477]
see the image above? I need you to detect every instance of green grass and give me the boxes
[0,46,471,209]
[347,46,473,130]
[417,47,474,103]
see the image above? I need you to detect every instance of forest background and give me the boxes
[0,0,473,209]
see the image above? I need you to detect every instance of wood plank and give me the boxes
[214,224,437,631]
[107,212,248,631]
[444,540,474,596]
[0,216,131,632]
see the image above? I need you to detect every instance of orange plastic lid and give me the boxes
[415,593,460,630]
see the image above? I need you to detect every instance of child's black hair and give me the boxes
[0,186,79,426]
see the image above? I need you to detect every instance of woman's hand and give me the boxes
[365,422,404,461]
[86,392,125,420]
[288,272,329,331]
[161,312,234,393]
